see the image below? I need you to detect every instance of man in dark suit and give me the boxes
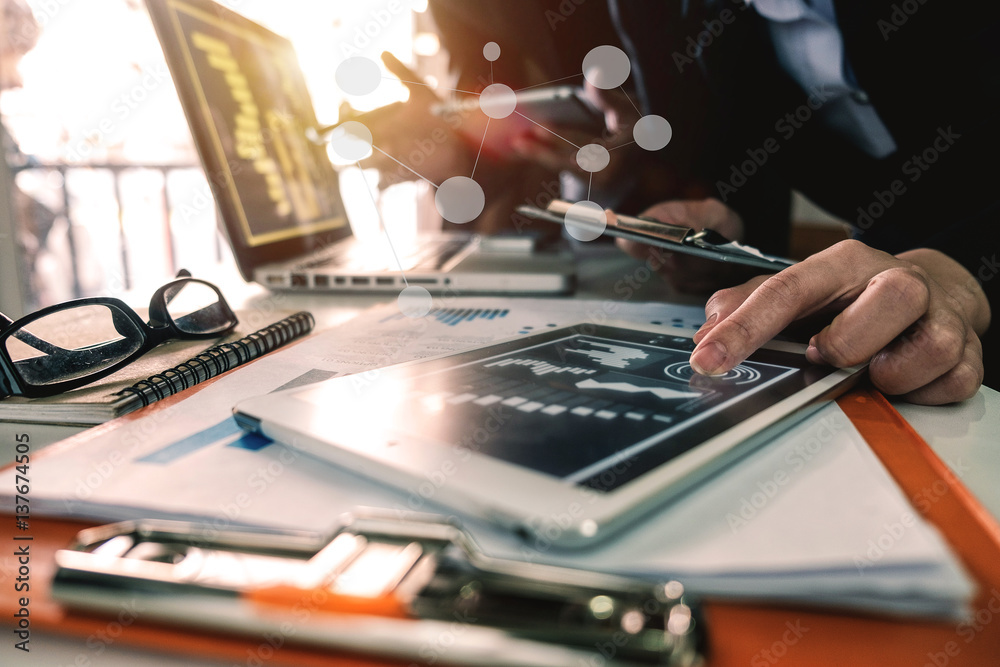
[357,0,625,236]
[606,0,999,403]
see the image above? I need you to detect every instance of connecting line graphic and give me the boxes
[372,145,438,187]
[386,77,481,97]
[513,111,582,149]
[378,73,496,182]
[332,42,673,315]
[355,160,410,288]
[472,117,491,179]
[619,85,641,115]
[514,73,584,92]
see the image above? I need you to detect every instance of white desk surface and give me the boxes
[14,245,999,667]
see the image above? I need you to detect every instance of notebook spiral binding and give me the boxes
[115,311,315,408]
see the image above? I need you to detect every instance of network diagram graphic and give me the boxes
[329,43,672,317]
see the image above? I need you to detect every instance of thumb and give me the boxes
[582,80,634,133]
[381,51,439,102]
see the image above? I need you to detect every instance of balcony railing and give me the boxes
[12,162,229,308]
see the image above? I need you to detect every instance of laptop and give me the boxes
[146,0,575,294]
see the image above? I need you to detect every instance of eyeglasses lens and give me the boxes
[162,280,233,335]
[4,304,144,386]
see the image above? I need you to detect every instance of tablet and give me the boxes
[234,323,864,548]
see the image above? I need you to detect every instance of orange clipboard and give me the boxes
[3,385,1000,666]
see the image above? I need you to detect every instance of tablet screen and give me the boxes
[293,324,837,492]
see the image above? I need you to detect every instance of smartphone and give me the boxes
[513,85,607,133]
[435,85,606,135]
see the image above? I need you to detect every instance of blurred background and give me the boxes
[0,0,443,315]
[0,0,847,318]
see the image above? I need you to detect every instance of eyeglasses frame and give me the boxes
[0,277,237,399]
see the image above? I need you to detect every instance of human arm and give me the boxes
[353,52,478,188]
[508,83,636,189]
[689,241,990,405]
[346,53,561,235]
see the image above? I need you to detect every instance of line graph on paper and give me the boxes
[379,307,509,327]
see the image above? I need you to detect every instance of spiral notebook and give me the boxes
[0,311,315,429]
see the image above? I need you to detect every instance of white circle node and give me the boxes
[480,83,517,119]
[335,56,381,96]
[634,115,673,151]
[576,144,611,173]
[483,42,501,61]
[435,176,485,224]
[565,200,607,242]
[328,121,373,161]
[582,45,631,90]
[398,286,433,318]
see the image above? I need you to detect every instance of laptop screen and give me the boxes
[149,0,351,278]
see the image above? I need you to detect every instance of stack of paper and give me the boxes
[3,298,973,618]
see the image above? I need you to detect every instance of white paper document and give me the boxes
[2,298,973,617]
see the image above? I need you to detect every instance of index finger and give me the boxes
[689,244,880,375]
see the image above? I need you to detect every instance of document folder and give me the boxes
[3,386,1000,666]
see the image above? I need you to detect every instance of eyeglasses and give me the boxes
[0,273,238,399]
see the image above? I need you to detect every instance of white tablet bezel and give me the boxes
[234,321,864,548]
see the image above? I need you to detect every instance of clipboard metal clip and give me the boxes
[518,199,796,272]
[54,512,705,666]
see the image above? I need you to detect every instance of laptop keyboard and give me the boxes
[300,237,469,272]
[395,237,468,271]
